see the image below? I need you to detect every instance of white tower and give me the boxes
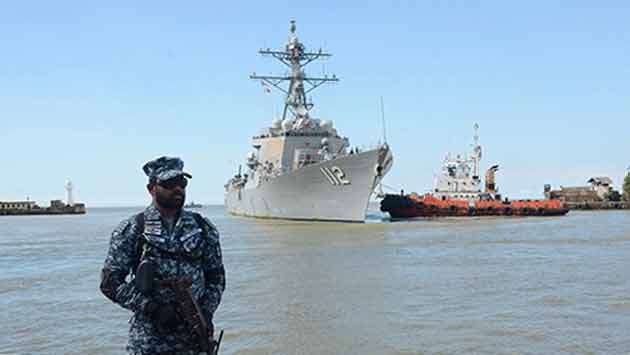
[65,179,74,206]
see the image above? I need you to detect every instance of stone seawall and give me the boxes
[0,205,86,216]
[566,201,630,210]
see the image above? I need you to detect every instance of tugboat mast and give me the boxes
[472,123,482,179]
[250,20,339,121]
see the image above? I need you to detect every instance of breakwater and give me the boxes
[0,201,86,216]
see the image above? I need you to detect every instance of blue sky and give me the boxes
[1,1,628,206]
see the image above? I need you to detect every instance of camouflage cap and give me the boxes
[142,156,192,182]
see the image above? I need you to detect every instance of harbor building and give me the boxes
[587,177,613,199]
[545,176,628,209]
[545,176,614,203]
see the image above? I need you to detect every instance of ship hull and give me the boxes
[225,146,392,222]
[380,194,569,219]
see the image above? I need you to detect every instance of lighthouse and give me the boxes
[65,179,74,206]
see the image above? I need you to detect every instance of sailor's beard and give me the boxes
[156,191,185,210]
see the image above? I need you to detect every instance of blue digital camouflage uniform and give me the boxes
[100,157,225,355]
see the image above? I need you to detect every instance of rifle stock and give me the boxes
[159,277,221,354]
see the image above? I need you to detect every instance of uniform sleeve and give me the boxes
[201,217,226,317]
[100,218,151,313]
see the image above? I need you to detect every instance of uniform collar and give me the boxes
[144,203,185,221]
[144,203,193,231]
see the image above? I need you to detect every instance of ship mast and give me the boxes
[250,20,339,121]
[472,123,482,179]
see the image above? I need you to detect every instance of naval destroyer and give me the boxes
[224,21,393,222]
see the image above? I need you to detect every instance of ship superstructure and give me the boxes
[224,21,393,222]
[432,124,490,201]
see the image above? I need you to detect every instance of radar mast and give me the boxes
[472,123,482,179]
[250,20,339,121]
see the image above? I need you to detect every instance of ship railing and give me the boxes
[252,131,341,139]
[349,141,389,154]
[283,131,334,137]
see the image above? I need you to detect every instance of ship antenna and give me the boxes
[472,123,481,179]
[380,96,388,145]
[250,20,339,121]
[473,123,479,147]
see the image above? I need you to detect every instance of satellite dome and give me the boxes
[281,119,293,131]
[271,119,282,129]
[321,137,329,146]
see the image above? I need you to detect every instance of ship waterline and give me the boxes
[226,145,392,222]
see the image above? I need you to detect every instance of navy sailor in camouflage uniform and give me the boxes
[100,156,225,355]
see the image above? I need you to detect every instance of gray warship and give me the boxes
[224,21,393,222]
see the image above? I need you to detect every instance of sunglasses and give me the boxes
[157,177,188,190]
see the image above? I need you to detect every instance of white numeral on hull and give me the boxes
[320,166,351,185]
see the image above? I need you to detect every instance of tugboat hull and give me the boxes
[380,194,569,219]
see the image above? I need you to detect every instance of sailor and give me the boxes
[100,156,225,355]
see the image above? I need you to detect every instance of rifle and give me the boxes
[136,260,223,354]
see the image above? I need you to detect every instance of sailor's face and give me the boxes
[152,176,187,209]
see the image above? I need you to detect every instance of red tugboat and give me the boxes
[381,193,568,218]
[380,124,569,219]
